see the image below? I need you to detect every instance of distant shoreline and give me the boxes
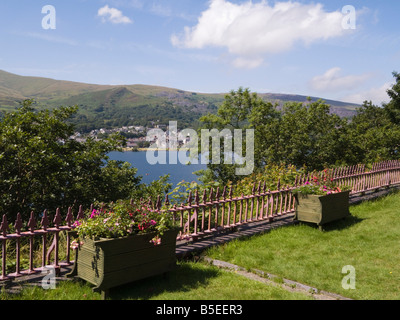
[121,147,193,152]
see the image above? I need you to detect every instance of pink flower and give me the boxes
[71,240,84,250]
[90,209,99,219]
[150,236,162,246]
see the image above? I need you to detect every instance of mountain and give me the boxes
[0,70,360,131]
[258,93,360,118]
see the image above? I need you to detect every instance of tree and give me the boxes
[0,100,141,220]
[342,72,400,164]
[267,100,350,170]
[199,87,278,184]
[383,71,400,125]
[198,88,352,185]
[348,100,400,164]
[196,73,400,186]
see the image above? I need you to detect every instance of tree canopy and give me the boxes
[0,100,142,220]
[199,72,400,185]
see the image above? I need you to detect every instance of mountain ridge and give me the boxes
[0,70,360,131]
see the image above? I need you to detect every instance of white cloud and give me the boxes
[98,5,133,24]
[232,57,264,69]
[19,32,78,46]
[106,0,143,9]
[151,3,172,17]
[171,0,348,68]
[342,82,393,105]
[149,2,194,21]
[310,67,372,92]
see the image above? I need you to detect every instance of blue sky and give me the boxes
[0,0,399,105]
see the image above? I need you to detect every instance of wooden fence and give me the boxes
[168,160,400,240]
[1,160,400,282]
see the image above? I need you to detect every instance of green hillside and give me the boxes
[0,70,360,132]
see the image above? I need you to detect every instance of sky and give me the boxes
[0,0,399,105]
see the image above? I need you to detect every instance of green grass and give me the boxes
[206,190,400,300]
[0,261,312,300]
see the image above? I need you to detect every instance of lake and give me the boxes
[108,150,207,186]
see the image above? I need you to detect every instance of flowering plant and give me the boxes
[72,200,175,245]
[292,170,350,196]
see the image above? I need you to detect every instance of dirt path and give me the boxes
[204,257,352,300]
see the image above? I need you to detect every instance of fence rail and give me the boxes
[1,160,400,282]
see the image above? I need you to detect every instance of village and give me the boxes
[69,123,192,151]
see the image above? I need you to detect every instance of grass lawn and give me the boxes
[206,190,400,300]
[0,261,312,300]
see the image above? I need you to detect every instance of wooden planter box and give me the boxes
[67,228,180,299]
[294,191,350,230]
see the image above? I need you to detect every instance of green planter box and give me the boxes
[68,228,180,299]
[294,191,350,230]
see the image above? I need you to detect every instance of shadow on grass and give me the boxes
[107,262,220,300]
[296,215,365,232]
[349,188,400,207]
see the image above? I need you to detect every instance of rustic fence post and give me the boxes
[11,213,23,278]
[221,187,226,227]
[53,208,62,276]
[256,182,261,221]
[250,183,256,222]
[41,210,49,268]
[259,182,266,220]
[201,190,206,232]
[26,212,38,275]
[240,193,244,224]
[193,190,199,235]
[208,188,214,231]
[215,188,220,230]
[77,205,85,221]
[264,188,270,220]
[229,186,235,226]
[0,215,10,280]
[156,196,162,211]
[65,207,74,265]
[268,190,274,222]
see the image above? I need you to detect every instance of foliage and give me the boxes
[198,72,400,186]
[69,103,205,133]
[73,199,175,242]
[348,100,400,164]
[199,87,277,184]
[165,179,221,207]
[164,163,303,206]
[339,72,400,164]
[198,88,350,186]
[227,163,304,197]
[383,71,400,125]
[131,174,173,205]
[267,100,350,170]
[0,100,141,220]
[291,169,350,196]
